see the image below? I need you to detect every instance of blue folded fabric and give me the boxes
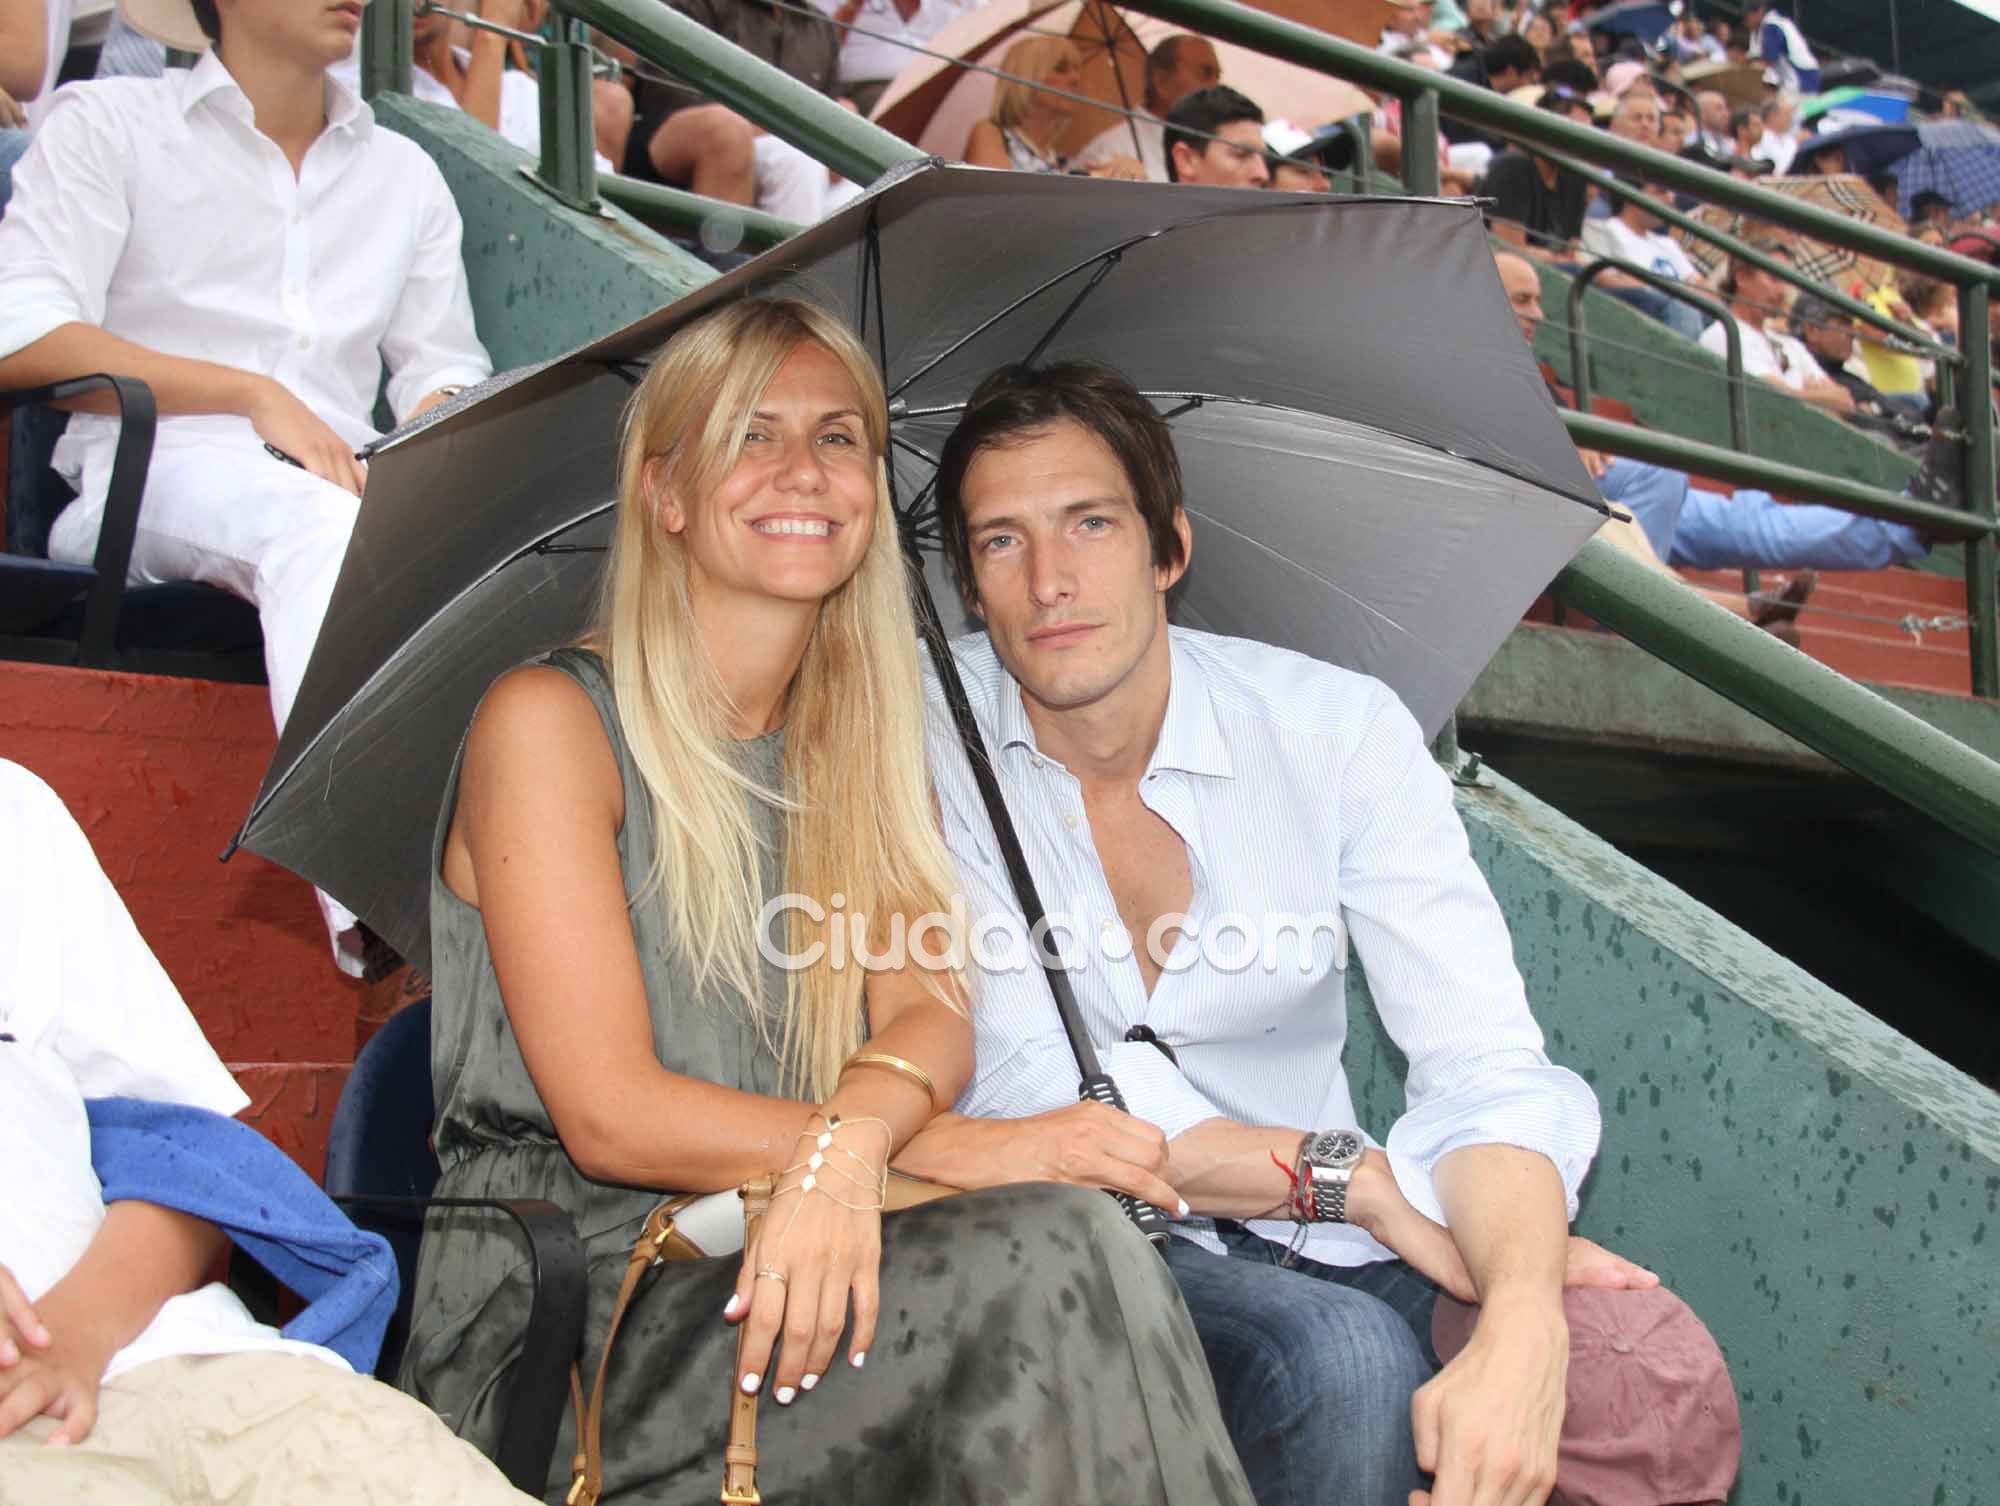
[86,1097,397,1374]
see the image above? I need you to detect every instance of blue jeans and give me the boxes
[1607,282,1708,342]
[1164,1225,1443,1506]
[0,128,31,218]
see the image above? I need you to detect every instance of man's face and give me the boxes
[1569,33,1595,67]
[960,420,1188,718]
[1611,93,1660,145]
[1176,120,1271,188]
[1465,0,1495,25]
[1659,111,1691,153]
[1804,317,1857,364]
[222,0,371,65]
[1495,252,1544,344]
[1270,161,1330,193]
[1696,90,1729,133]
[1155,40,1221,111]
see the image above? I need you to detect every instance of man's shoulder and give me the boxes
[33,74,166,143]
[1170,629,1395,743]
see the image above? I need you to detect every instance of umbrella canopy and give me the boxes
[1798,120,2000,218]
[236,162,1604,971]
[1672,174,1907,298]
[871,0,1376,164]
[1583,1,1675,45]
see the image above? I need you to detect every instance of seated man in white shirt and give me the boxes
[0,0,492,971]
[1579,176,1708,340]
[895,362,1705,1506]
[0,759,532,1504]
[1697,243,1855,414]
[1073,33,1219,183]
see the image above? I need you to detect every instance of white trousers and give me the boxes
[48,438,364,964]
[753,133,863,224]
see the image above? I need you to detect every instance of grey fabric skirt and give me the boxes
[407,1171,1253,1506]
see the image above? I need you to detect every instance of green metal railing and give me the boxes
[354,0,2000,856]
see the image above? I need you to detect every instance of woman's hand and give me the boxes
[725,1122,887,1405]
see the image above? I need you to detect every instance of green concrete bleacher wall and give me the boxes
[382,102,2000,1506]
[1348,769,1999,1506]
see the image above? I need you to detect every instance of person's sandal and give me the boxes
[1751,569,1817,640]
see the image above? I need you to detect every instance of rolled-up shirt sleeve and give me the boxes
[0,89,131,360]
[1338,685,1602,1224]
[380,158,492,420]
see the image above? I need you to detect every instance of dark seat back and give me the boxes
[6,403,74,557]
[324,997,439,1378]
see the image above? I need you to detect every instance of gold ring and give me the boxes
[755,1267,788,1286]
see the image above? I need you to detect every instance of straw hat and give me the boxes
[118,0,213,53]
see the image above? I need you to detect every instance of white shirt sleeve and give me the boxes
[1335,689,1601,1222]
[0,762,247,1117]
[379,151,493,420]
[0,86,129,361]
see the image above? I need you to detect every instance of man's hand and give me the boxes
[894,1103,1186,1214]
[1085,154,1149,181]
[0,1264,111,1446]
[1564,1236,1657,1290]
[1410,1293,1568,1506]
[0,83,25,130]
[245,379,367,496]
[1574,446,1611,480]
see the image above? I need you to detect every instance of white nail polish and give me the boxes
[723,1294,743,1317]
[801,1373,819,1392]
[851,1350,868,1369]
[741,1372,761,1394]
[1177,1199,1191,1217]
[775,1386,796,1405]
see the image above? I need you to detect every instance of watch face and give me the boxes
[1310,1130,1364,1168]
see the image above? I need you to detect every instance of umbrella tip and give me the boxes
[218,834,242,863]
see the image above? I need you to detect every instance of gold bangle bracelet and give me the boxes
[842,1052,940,1108]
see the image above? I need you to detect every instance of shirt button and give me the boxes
[1063,812,1077,829]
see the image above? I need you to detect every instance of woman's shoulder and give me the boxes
[464,656,622,803]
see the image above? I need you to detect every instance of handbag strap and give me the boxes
[566,1195,698,1506]
[721,1176,775,1506]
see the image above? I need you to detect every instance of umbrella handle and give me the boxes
[1079,1074,1174,1248]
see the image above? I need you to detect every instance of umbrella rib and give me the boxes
[887,239,1153,400]
[1019,250,1125,370]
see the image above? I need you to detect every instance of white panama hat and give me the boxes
[118,0,214,53]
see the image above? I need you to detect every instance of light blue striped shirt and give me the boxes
[926,627,1602,1265]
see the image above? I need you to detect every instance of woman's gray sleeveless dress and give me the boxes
[401,649,1254,1506]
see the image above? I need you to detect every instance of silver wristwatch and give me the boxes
[1299,1129,1366,1224]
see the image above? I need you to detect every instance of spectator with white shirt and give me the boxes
[1580,177,1708,340]
[0,0,70,211]
[894,360,1733,1506]
[0,759,535,1504]
[815,0,976,117]
[1699,243,1856,414]
[1073,33,1219,183]
[0,0,492,975]
[1750,96,1798,174]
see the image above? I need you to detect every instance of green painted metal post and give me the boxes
[1552,536,2000,857]
[598,174,802,251]
[532,14,601,213]
[360,0,413,99]
[1963,284,1998,699]
[1399,90,1440,196]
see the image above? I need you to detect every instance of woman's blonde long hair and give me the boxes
[593,298,963,1101]
[992,36,1080,131]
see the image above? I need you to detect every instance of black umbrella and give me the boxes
[235,164,1603,1198]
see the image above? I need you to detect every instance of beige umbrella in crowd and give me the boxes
[871,0,1376,163]
[1674,173,1909,295]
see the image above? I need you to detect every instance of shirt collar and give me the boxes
[180,48,371,138]
[991,631,1234,781]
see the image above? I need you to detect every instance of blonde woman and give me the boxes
[402,299,1253,1506]
[965,35,1146,179]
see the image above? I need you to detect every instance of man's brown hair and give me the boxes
[934,362,1187,604]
